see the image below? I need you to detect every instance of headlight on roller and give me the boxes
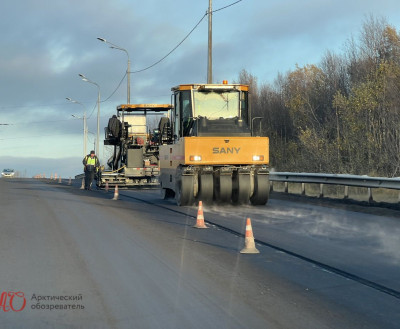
[190,155,202,161]
[252,155,264,161]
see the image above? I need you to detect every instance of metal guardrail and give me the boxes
[269,172,400,202]
[73,171,400,202]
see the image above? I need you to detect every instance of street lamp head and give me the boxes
[78,73,100,89]
[66,97,79,104]
[97,37,130,104]
[78,73,88,81]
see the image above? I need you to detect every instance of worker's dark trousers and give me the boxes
[84,170,95,190]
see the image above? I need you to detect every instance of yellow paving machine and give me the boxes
[97,103,172,188]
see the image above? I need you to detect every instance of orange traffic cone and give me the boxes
[240,218,260,254]
[105,181,109,192]
[193,201,208,229]
[112,184,119,200]
[58,176,62,183]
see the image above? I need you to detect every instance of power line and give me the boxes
[115,0,243,83]
[101,72,127,103]
[86,102,98,120]
[131,13,208,74]
[101,1,243,100]
[213,0,243,13]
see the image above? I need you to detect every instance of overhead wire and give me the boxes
[94,11,208,104]
[104,0,243,98]
[213,0,243,13]
[131,13,208,74]
[129,0,242,75]
[101,72,127,103]
[86,102,98,120]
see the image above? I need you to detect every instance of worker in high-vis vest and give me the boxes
[82,150,100,190]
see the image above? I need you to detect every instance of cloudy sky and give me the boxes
[1,0,400,177]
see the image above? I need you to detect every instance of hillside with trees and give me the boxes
[238,16,400,177]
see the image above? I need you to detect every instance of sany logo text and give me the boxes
[0,292,26,312]
[212,147,241,154]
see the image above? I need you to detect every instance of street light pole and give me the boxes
[97,37,131,104]
[207,0,213,84]
[66,97,87,157]
[79,74,101,158]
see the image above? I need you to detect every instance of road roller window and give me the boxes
[193,90,239,119]
[173,92,181,138]
[240,91,249,126]
[181,91,193,137]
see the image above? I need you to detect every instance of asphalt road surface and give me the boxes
[0,178,399,328]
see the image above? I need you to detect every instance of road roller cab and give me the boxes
[159,82,270,206]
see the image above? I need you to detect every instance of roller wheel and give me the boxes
[250,174,269,205]
[175,175,195,206]
[215,174,232,203]
[197,174,213,204]
[232,173,251,205]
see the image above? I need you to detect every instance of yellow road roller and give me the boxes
[159,82,269,206]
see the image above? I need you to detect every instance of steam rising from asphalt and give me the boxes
[206,201,400,265]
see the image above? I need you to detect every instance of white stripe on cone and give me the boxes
[193,201,207,228]
[112,185,119,200]
[240,218,260,254]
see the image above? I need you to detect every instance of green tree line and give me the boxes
[238,16,400,177]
